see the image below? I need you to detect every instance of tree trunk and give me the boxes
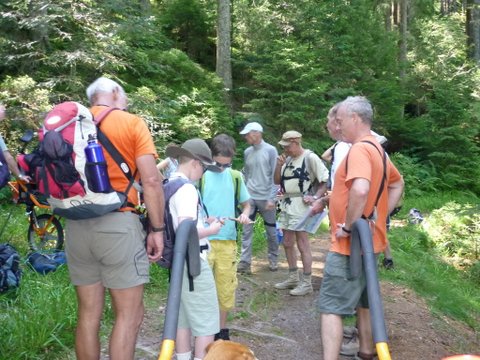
[399,0,408,78]
[384,1,392,31]
[393,1,399,25]
[139,0,151,14]
[466,0,480,62]
[216,0,233,112]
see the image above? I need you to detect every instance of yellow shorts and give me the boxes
[207,240,238,311]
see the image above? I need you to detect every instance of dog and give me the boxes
[204,339,258,360]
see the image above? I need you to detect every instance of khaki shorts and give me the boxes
[278,211,306,232]
[178,258,220,336]
[207,240,238,311]
[65,211,149,289]
[317,252,370,315]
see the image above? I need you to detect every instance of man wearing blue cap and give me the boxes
[238,121,279,273]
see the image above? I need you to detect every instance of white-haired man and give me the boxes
[66,77,165,360]
[315,96,403,360]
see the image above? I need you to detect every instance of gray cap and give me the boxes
[165,139,221,172]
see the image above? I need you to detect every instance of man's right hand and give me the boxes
[276,154,287,167]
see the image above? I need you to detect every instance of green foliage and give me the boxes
[157,0,215,69]
[385,191,480,330]
[382,226,480,331]
[0,266,77,359]
[426,202,480,260]
[403,14,480,193]
[389,152,440,197]
[0,0,231,156]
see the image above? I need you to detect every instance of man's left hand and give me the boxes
[311,197,326,214]
[335,223,350,239]
[146,231,164,262]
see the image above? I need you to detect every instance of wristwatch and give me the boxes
[151,225,165,232]
[342,226,352,234]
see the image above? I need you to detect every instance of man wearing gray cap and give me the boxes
[274,131,328,295]
[238,121,279,273]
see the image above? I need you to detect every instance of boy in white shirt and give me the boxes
[165,139,223,360]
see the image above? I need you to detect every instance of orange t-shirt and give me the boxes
[91,106,157,210]
[328,135,401,255]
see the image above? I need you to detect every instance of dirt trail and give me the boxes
[131,232,479,359]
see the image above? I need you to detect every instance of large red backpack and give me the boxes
[37,102,138,219]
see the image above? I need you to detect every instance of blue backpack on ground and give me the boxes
[26,251,66,274]
[0,243,22,293]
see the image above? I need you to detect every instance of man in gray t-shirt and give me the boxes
[238,121,279,273]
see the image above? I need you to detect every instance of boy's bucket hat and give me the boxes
[166,139,221,172]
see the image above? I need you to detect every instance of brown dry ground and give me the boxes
[128,232,479,360]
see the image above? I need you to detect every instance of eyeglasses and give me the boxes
[215,161,232,169]
[196,160,208,173]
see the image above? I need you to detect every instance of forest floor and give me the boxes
[120,231,479,360]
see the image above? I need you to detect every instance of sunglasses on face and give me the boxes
[215,161,232,169]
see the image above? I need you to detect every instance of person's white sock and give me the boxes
[175,351,192,360]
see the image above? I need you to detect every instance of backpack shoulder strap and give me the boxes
[94,107,118,125]
[198,175,204,196]
[304,150,313,176]
[230,169,242,205]
[94,108,140,199]
[164,177,190,201]
[345,140,386,219]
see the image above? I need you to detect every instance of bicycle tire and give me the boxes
[27,214,64,251]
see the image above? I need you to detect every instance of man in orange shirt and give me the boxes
[314,96,404,360]
[66,77,165,360]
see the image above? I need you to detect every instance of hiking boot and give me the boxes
[289,274,313,296]
[214,328,230,341]
[340,327,359,356]
[274,271,299,290]
[269,260,278,272]
[343,326,358,339]
[237,261,251,274]
[382,258,394,270]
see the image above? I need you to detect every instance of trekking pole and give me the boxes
[158,219,198,360]
[351,219,391,360]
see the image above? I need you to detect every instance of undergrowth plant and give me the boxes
[0,266,78,359]
[383,192,480,333]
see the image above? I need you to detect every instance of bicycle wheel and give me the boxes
[27,214,64,251]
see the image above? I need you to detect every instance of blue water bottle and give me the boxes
[84,134,111,193]
[276,222,284,244]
